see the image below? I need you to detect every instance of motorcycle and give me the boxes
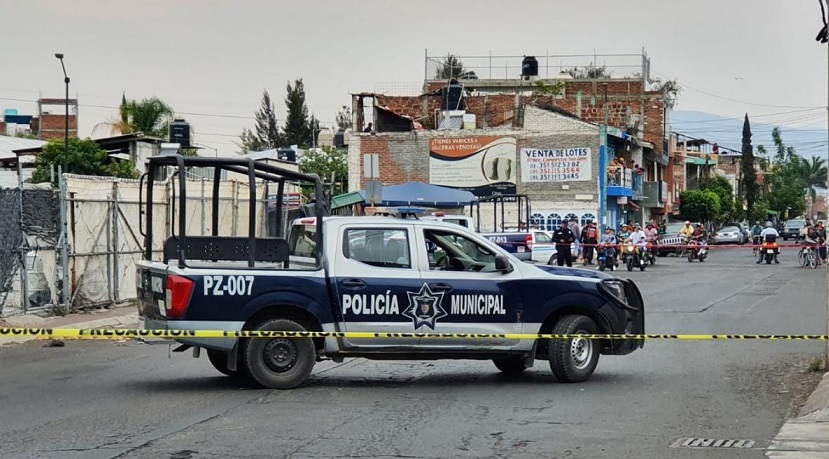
[687,238,709,262]
[597,243,617,271]
[760,238,779,264]
[623,242,647,272]
[643,241,657,265]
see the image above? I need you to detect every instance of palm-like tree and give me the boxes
[802,156,828,215]
[93,94,174,138]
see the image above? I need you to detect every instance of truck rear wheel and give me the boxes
[548,315,600,383]
[492,356,528,374]
[241,319,316,390]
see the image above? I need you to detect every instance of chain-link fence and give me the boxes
[0,172,293,317]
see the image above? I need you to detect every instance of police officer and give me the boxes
[552,220,576,267]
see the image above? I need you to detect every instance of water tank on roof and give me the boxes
[169,119,191,147]
[334,129,346,148]
[522,56,539,78]
[441,81,465,111]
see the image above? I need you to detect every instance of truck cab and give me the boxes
[136,156,644,389]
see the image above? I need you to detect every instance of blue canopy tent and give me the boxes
[359,182,476,208]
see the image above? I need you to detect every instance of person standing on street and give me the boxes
[817,221,827,262]
[553,220,576,267]
[580,220,599,265]
[568,217,581,261]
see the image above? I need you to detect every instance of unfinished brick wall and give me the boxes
[376,94,517,129]
[38,114,77,140]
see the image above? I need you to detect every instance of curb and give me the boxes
[767,371,829,457]
[0,307,139,347]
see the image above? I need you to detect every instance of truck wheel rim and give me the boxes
[570,332,593,370]
[263,339,298,373]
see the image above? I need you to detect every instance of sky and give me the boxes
[1,0,828,156]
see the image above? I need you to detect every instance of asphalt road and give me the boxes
[1,243,826,459]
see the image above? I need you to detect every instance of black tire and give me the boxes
[626,258,633,271]
[639,262,646,271]
[688,251,694,262]
[548,315,600,383]
[598,260,606,271]
[766,257,772,264]
[493,356,528,374]
[240,319,316,390]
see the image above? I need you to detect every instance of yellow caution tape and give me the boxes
[1,328,828,340]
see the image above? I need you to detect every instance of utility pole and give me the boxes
[54,53,70,173]
[599,83,608,233]
[825,5,829,366]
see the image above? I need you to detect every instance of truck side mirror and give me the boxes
[495,254,512,273]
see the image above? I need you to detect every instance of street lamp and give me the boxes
[54,53,70,173]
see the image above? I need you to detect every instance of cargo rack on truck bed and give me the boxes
[140,155,325,269]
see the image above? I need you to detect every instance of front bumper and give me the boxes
[599,279,645,355]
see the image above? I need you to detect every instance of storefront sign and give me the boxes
[429,137,517,197]
[520,148,592,182]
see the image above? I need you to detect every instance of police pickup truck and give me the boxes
[136,155,644,390]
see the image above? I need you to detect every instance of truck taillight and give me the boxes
[525,234,533,250]
[165,275,194,319]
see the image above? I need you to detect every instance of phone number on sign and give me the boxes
[529,173,582,181]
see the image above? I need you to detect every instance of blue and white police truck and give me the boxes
[136,155,645,389]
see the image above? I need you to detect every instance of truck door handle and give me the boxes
[429,283,453,293]
[341,279,366,290]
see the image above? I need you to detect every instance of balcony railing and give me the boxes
[607,166,643,198]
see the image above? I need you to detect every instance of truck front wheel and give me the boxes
[241,319,316,390]
[548,315,600,383]
[492,356,528,374]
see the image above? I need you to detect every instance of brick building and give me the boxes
[0,98,78,141]
[348,52,674,229]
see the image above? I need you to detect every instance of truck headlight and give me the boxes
[600,280,627,305]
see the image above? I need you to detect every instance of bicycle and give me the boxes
[799,244,819,269]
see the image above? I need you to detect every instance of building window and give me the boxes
[564,213,578,224]
[580,213,596,226]
[530,213,545,230]
[546,213,562,231]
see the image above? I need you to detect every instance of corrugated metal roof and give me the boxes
[0,135,45,160]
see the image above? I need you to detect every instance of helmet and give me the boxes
[765,221,773,228]
[684,220,690,225]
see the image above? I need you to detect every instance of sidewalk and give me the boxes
[0,304,139,347]
[767,371,829,458]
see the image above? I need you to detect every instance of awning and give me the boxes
[684,156,715,166]
[331,191,364,209]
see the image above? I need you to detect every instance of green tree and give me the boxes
[740,114,758,221]
[92,94,175,138]
[435,54,466,79]
[758,128,809,218]
[120,96,174,137]
[298,146,348,193]
[679,189,721,223]
[566,63,611,79]
[699,175,736,223]
[283,79,312,147]
[30,138,138,183]
[801,156,827,215]
[239,90,283,153]
[651,77,681,109]
[335,105,352,131]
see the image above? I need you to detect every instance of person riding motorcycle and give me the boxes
[757,221,780,264]
[627,224,648,256]
[645,222,659,256]
[679,220,695,240]
[597,227,618,270]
